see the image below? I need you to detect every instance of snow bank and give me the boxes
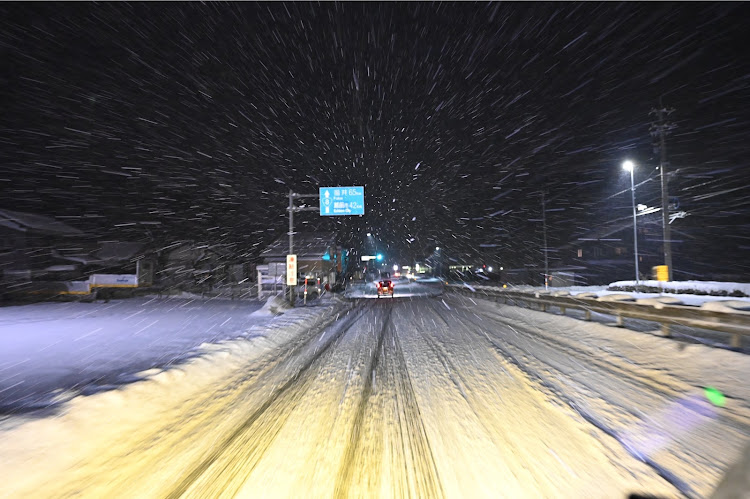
[458,282,750,307]
[414,277,443,283]
[0,299,350,497]
[0,297,267,412]
[610,280,750,297]
[256,294,293,316]
[451,293,750,497]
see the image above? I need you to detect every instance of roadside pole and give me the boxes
[285,186,365,306]
[288,190,294,304]
[651,100,675,281]
[542,191,549,290]
[286,191,321,306]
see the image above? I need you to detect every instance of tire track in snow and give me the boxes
[386,313,445,499]
[445,292,744,498]
[333,304,391,498]
[334,301,444,499]
[453,294,750,430]
[166,304,368,499]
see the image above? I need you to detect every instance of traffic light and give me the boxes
[376,253,383,261]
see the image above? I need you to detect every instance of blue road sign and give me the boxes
[319,186,365,216]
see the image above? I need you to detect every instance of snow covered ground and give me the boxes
[496,282,750,307]
[448,293,750,497]
[0,296,272,413]
[611,280,750,297]
[3,291,745,497]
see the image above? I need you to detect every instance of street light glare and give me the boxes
[622,160,635,172]
[366,232,371,237]
[435,246,440,251]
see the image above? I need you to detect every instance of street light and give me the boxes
[622,160,640,286]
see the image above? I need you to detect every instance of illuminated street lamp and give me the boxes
[622,160,640,286]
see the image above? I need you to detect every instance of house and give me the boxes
[0,208,85,287]
[259,231,345,286]
[55,241,155,287]
[157,242,238,291]
[558,212,674,285]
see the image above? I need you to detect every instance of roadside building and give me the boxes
[259,231,345,287]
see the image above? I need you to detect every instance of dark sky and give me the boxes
[2,2,749,273]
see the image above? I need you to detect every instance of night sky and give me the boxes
[2,2,749,275]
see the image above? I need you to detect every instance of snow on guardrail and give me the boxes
[446,284,750,349]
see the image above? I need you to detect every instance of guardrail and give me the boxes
[446,284,750,349]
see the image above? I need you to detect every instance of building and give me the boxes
[0,208,85,288]
[259,231,346,286]
[558,212,675,285]
[158,241,251,292]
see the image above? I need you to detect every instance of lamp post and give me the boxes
[622,160,640,286]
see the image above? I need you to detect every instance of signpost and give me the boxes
[319,186,365,216]
[286,254,297,286]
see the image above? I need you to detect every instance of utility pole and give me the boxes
[651,99,675,281]
[541,191,549,289]
[288,189,294,303]
[287,190,320,305]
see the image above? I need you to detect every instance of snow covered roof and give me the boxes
[95,241,145,261]
[0,208,84,236]
[53,241,145,266]
[165,242,233,260]
[561,215,665,250]
[260,232,338,260]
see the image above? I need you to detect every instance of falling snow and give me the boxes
[1,3,750,497]
[0,3,747,271]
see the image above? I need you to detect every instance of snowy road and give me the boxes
[3,291,748,497]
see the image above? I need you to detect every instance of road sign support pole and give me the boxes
[283,187,360,304]
[542,191,549,290]
[288,189,295,305]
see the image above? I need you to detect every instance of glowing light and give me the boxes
[622,160,635,172]
[704,387,726,407]
[393,264,399,271]
[376,254,383,261]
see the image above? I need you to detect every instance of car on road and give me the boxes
[377,272,394,298]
